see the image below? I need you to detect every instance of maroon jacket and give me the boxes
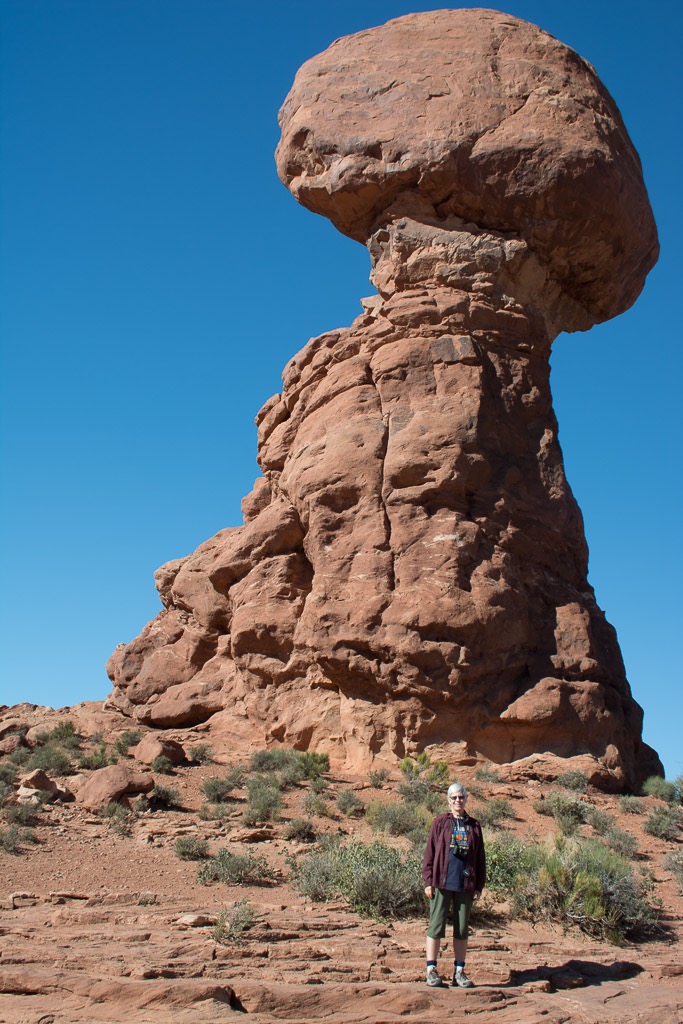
[422,813,486,895]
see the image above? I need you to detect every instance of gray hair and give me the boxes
[447,783,468,801]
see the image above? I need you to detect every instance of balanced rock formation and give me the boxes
[106,10,661,788]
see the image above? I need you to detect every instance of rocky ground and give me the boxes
[0,703,681,1024]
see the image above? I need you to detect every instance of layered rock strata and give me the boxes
[106,10,661,787]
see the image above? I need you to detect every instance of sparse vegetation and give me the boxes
[46,721,82,750]
[3,802,41,827]
[556,770,589,793]
[642,776,678,802]
[475,763,501,783]
[284,817,316,842]
[302,792,334,818]
[474,797,515,829]
[366,798,430,838]
[114,730,142,756]
[188,744,213,764]
[336,788,364,817]
[174,835,209,860]
[644,805,682,842]
[368,768,390,788]
[150,783,182,809]
[533,791,588,836]
[0,761,18,785]
[664,849,683,893]
[213,899,255,944]
[27,745,74,776]
[150,755,175,775]
[197,848,276,886]
[201,770,242,804]
[291,838,424,920]
[79,744,115,770]
[198,802,231,821]
[100,801,134,836]
[619,795,645,815]
[244,776,282,824]
[0,824,23,854]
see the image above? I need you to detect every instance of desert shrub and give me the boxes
[474,797,515,829]
[485,831,541,898]
[424,790,446,816]
[27,745,74,776]
[366,798,430,838]
[284,817,316,842]
[244,777,282,824]
[642,776,677,802]
[475,763,500,783]
[197,848,276,886]
[556,770,589,793]
[583,806,614,837]
[368,768,390,788]
[3,802,41,826]
[398,753,430,781]
[188,744,213,764]
[249,748,298,772]
[100,801,134,835]
[336,789,364,817]
[533,791,588,836]
[602,827,639,858]
[0,825,23,854]
[151,783,182,809]
[278,761,306,789]
[198,802,231,821]
[46,721,82,749]
[644,805,682,841]
[8,746,31,767]
[298,751,330,779]
[135,795,151,812]
[426,760,450,787]
[619,796,645,815]
[113,730,142,756]
[291,839,424,920]
[150,755,175,775]
[79,744,115,770]
[302,792,333,818]
[512,835,661,941]
[202,776,238,804]
[213,899,255,944]
[664,849,683,893]
[0,761,18,785]
[174,835,209,860]
[398,778,430,804]
[309,774,329,794]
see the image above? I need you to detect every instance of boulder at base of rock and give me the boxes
[76,766,154,811]
[131,735,186,766]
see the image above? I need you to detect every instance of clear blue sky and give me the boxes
[1,1,680,780]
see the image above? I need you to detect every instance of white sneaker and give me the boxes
[453,967,473,988]
[426,965,443,987]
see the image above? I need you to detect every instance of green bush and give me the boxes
[309,774,329,794]
[202,775,239,804]
[664,849,683,893]
[244,776,282,824]
[291,839,424,920]
[100,801,134,836]
[150,755,175,774]
[188,744,213,764]
[642,776,677,802]
[79,744,115,770]
[8,746,31,767]
[512,836,661,941]
[602,826,639,859]
[284,817,316,842]
[426,761,450,787]
[298,751,330,779]
[366,798,430,838]
[533,791,588,836]
[198,802,231,821]
[368,768,390,788]
[556,770,589,793]
[249,748,298,772]
[278,761,306,789]
[27,745,74,776]
[336,789,363,817]
[3,803,41,827]
[474,797,515,829]
[583,806,614,837]
[46,721,82,750]
[197,848,276,886]
[151,783,182,809]
[424,790,446,816]
[398,778,430,804]
[174,835,209,860]
[113,730,142,756]
[213,899,255,944]
[0,761,18,785]
[644,805,682,841]
[484,831,541,898]
[302,792,334,818]
[0,824,23,854]
[619,795,645,815]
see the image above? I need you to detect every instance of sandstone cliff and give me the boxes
[106,10,661,789]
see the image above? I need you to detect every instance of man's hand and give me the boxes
[424,886,434,899]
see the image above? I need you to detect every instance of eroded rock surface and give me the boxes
[106,10,660,788]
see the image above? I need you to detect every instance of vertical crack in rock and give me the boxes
[107,9,661,788]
